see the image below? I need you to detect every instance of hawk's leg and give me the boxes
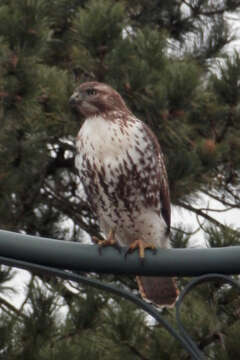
[92,229,121,253]
[125,239,157,261]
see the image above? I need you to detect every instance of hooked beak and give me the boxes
[69,92,82,107]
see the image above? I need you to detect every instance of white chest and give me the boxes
[75,114,147,172]
[75,114,165,246]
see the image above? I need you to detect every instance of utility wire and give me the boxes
[0,255,205,360]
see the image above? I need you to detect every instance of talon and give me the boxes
[93,229,121,254]
[92,236,102,244]
[125,239,156,260]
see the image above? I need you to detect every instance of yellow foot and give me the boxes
[125,239,156,259]
[92,229,121,253]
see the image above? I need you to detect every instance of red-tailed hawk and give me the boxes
[70,82,178,306]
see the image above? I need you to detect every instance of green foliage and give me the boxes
[165,60,201,111]
[73,0,125,56]
[205,225,240,247]
[1,0,240,359]
[211,52,240,106]
[171,226,192,248]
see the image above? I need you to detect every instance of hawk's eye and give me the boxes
[86,88,97,96]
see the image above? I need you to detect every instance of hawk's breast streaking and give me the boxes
[70,81,178,306]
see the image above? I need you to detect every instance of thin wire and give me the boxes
[176,274,240,357]
[0,255,204,360]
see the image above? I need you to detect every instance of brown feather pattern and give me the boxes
[71,81,178,307]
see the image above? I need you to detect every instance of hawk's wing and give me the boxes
[159,152,171,231]
[142,122,171,230]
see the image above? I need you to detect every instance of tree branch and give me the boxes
[0,296,27,319]
[125,342,150,360]
[175,200,229,230]
[200,189,240,209]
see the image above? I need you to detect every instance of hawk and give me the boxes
[69,82,178,306]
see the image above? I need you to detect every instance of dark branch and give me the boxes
[176,200,233,231]
[126,342,150,360]
[0,296,28,319]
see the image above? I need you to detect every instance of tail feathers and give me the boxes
[136,276,179,307]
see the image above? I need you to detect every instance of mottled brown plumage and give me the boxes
[70,81,178,306]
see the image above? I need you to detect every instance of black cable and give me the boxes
[0,255,205,360]
[176,274,240,358]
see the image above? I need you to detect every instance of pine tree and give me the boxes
[0,0,240,358]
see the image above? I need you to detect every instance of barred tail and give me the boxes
[136,276,179,307]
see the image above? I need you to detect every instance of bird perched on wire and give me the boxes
[69,81,178,307]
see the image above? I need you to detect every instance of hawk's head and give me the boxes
[69,82,130,118]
